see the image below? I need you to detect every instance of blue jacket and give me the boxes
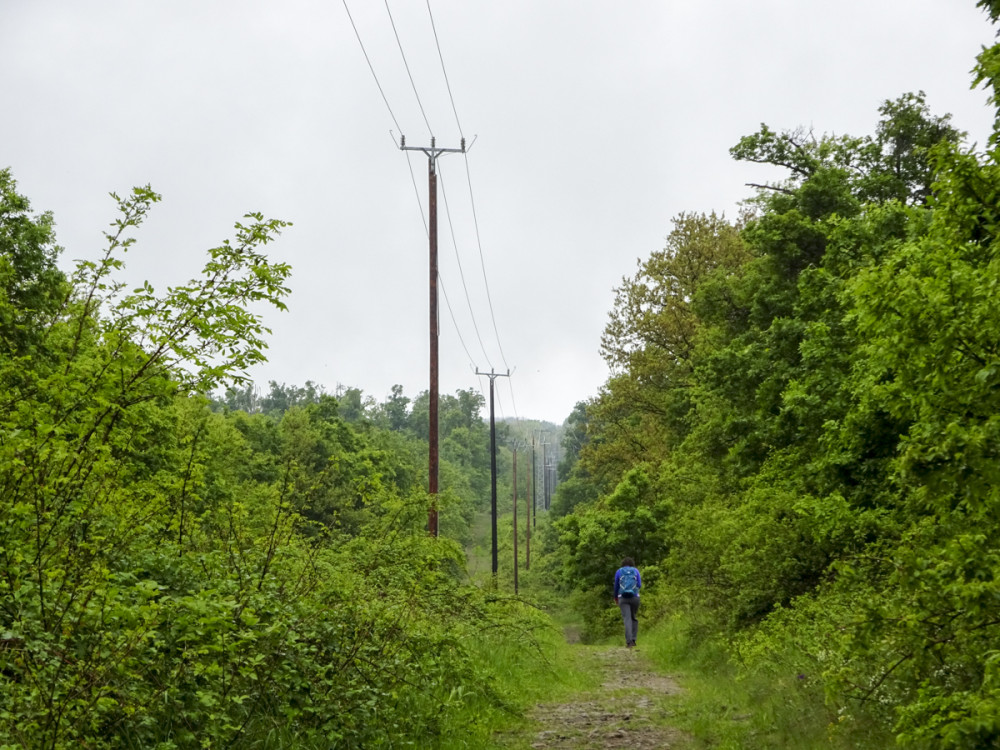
[614,566,641,599]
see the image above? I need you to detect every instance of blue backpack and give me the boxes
[619,567,639,597]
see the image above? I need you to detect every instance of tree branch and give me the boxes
[746,182,796,196]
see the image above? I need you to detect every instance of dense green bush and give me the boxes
[0,172,550,748]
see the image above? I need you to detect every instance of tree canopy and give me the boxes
[549,47,1000,745]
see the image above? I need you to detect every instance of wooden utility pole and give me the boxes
[525,442,531,570]
[476,369,509,576]
[547,459,555,510]
[541,436,550,511]
[399,135,465,536]
[512,445,518,594]
[531,432,537,529]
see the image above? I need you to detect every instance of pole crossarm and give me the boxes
[399,135,466,165]
[475,368,510,380]
[476,369,510,577]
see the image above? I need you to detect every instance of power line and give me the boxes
[439,167,493,370]
[476,373,503,420]
[491,374,508,422]
[461,152,520,419]
[506,375,521,422]
[385,0,434,137]
[462,153,511,372]
[381,0,509,388]
[404,153,480,372]
[426,0,463,138]
[345,1,519,420]
[465,153,520,419]
[439,277,478,367]
[404,151,429,235]
[342,0,402,133]
[368,3,489,389]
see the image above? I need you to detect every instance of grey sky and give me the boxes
[3,1,996,423]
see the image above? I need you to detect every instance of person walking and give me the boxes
[614,557,641,648]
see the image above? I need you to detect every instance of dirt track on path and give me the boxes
[494,644,692,749]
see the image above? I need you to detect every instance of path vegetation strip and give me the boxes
[495,644,692,749]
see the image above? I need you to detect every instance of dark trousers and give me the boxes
[618,595,639,644]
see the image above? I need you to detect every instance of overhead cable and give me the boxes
[404,149,481,378]
[385,0,434,137]
[462,153,510,373]
[404,151,429,236]
[342,0,402,133]
[426,0,463,138]
[439,277,478,368]
[439,167,494,370]
[462,153,520,420]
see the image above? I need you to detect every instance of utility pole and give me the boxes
[531,432,537,529]
[549,439,559,508]
[476,368,509,577]
[512,444,518,595]
[547,459,555,510]
[541,436,550,511]
[399,135,465,536]
[525,440,530,570]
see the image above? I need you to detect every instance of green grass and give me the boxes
[457,515,611,747]
[465,505,897,749]
[640,616,896,749]
[463,620,600,749]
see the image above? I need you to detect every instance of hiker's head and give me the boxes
[621,557,635,567]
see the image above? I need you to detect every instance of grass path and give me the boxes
[492,638,693,749]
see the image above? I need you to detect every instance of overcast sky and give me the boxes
[3,1,997,423]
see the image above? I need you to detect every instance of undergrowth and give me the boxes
[642,615,896,749]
